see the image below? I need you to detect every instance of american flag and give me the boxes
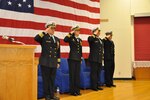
[0,0,100,58]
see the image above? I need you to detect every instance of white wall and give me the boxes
[131,0,150,15]
[100,0,150,78]
[100,0,132,78]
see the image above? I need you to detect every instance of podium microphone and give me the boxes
[2,35,25,45]
[2,35,15,42]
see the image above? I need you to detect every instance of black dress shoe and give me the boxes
[76,92,82,95]
[46,95,51,100]
[53,96,60,100]
[106,85,111,87]
[97,87,103,90]
[46,98,51,100]
[70,93,78,96]
[111,85,116,87]
[92,88,98,91]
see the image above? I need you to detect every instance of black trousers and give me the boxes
[90,61,102,89]
[104,60,115,86]
[68,59,81,94]
[40,65,57,98]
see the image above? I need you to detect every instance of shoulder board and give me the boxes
[67,33,71,37]
[38,32,45,38]
[103,37,107,40]
[92,35,96,38]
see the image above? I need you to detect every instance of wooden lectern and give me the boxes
[0,44,37,100]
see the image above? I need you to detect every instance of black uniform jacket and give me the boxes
[103,37,115,61]
[64,33,82,61]
[88,34,104,63]
[34,32,60,68]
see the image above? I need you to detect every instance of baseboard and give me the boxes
[113,78,133,80]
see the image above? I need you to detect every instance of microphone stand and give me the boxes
[2,35,25,45]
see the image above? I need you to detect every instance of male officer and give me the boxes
[103,31,116,87]
[34,21,60,100]
[88,27,103,91]
[64,25,82,96]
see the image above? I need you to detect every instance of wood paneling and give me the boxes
[134,67,150,80]
[0,44,37,100]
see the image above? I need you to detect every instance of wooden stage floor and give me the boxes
[39,80,150,100]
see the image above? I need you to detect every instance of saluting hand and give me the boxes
[44,26,51,34]
[93,31,97,36]
[70,30,74,34]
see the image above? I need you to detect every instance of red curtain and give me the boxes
[134,17,150,60]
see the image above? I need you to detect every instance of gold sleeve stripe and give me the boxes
[39,32,44,38]
[57,58,61,62]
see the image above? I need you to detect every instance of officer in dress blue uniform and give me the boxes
[64,25,82,96]
[88,27,104,91]
[103,31,116,88]
[34,21,60,100]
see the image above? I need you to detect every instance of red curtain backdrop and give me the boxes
[134,17,150,60]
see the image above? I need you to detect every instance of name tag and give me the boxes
[46,41,51,43]
[72,39,75,42]
[94,41,99,43]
